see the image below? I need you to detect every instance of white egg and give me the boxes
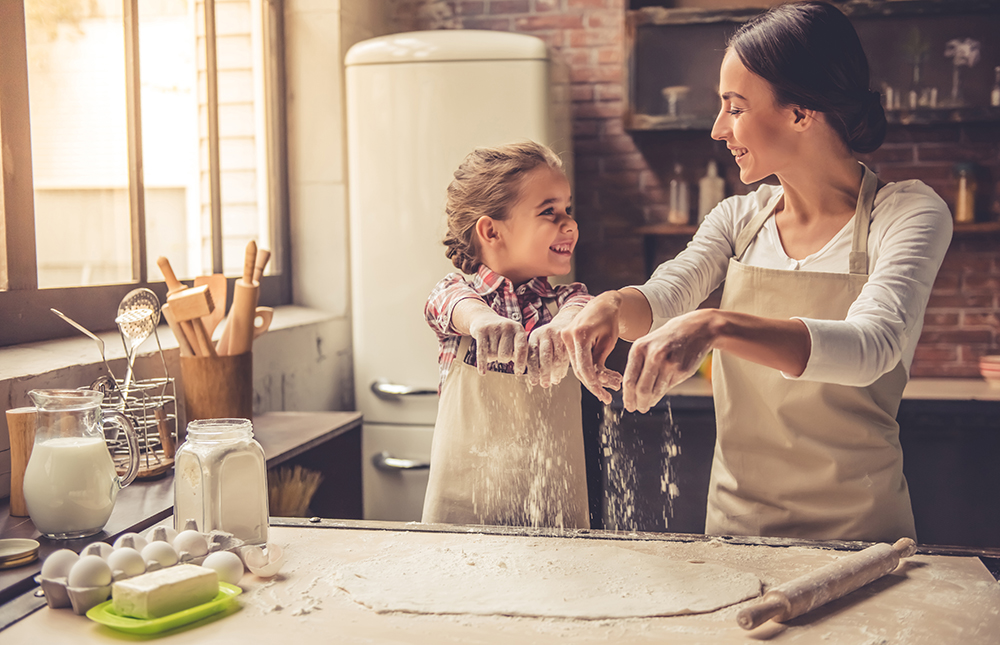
[114,532,148,552]
[201,551,245,585]
[173,530,209,557]
[107,547,146,577]
[141,541,179,568]
[41,549,79,579]
[82,542,113,559]
[67,555,112,588]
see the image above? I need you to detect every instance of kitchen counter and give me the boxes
[5,519,1000,644]
[664,376,1000,402]
[0,411,361,606]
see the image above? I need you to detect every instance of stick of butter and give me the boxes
[112,564,219,619]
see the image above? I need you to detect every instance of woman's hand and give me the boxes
[623,309,718,413]
[561,292,626,404]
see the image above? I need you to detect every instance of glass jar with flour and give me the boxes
[174,418,268,544]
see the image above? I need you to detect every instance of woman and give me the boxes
[563,1,951,542]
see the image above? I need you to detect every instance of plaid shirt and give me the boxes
[425,265,592,389]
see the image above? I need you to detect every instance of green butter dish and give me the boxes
[86,582,242,634]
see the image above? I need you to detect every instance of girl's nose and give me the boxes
[560,215,577,232]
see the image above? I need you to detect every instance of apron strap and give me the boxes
[733,163,878,275]
[734,192,782,261]
[849,163,878,276]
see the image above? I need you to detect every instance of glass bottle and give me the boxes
[953,163,977,224]
[991,66,1000,107]
[667,163,690,225]
[174,418,269,544]
[697,160,725,224]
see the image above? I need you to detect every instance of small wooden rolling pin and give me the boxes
[736,537,917,630]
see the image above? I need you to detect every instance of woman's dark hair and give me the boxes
[728,1,885,153]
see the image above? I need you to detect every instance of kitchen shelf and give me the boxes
[626,0,1000,132]
[953,221,1000,234]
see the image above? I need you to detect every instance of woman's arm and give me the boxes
[622,308,810,412]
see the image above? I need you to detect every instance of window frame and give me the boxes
[0,0,290,348]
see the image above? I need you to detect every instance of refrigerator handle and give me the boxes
[370,378,437,399]
[372,451,431,472]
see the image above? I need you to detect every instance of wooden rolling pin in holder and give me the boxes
[736,537,918,630]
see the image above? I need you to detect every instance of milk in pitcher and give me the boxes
[22,436,118,536]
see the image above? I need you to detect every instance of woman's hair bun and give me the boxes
[846,89,887,154]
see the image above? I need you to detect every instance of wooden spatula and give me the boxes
[194,274,227,340]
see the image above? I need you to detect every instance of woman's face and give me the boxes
[711,49,799,185]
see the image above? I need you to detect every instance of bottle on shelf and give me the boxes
[697,160,726,224]
[667,163,690,225]
[991,66,1000,107]
[953,162,977,224]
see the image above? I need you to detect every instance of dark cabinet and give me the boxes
[584,389,1000,548]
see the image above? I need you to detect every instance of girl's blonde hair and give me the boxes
[443,140,564,274]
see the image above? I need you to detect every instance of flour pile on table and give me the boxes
[335,538,761,619]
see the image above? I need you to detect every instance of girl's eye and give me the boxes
[727,108,744,116]
[565,205,573,216]
[540,207,556,218]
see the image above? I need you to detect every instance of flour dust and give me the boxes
[600,399,680,532]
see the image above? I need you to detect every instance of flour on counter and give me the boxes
[333,538,761,619]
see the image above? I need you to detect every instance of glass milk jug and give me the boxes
[174,418,269,544]
[23,389,139,539]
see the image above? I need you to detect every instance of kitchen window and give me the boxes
[0,0,289,347]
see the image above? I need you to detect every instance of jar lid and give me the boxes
[0,538,40,569]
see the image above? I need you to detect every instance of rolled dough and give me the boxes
[336,538,762,619]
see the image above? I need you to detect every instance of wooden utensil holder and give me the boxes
[179,352,253,423]
[6,407,37,517]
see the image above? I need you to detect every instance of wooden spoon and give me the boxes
[194,274,228,340]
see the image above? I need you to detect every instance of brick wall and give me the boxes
[387,0,1000,378]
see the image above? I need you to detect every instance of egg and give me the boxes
[202,551,245,585]
[107,547,146,577]
[68,555,112,588]
[41,549,79,579]
[114,532,148,552]
[141,541,179,568]
[173,530,209,557]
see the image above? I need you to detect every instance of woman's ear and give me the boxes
[475,216,500,247]
[790,106,816,131]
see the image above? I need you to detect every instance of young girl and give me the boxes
[421,140,614,529]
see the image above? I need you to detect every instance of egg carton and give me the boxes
[34,521,279,616]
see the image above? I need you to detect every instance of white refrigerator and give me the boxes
[345,30,572,520]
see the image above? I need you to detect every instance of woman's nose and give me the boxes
[711,110,729,141]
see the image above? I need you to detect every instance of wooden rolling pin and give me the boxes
[737,537,917,630]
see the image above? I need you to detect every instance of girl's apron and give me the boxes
[707,164,917,542]
[422,304,590,529]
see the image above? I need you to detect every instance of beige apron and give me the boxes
[422,308,590,529]
[707,164,916,542]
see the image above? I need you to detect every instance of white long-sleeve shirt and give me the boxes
[633,180,953,387]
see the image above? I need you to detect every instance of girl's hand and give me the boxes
[467,314,528,376]
[561,293,625,404]
[623,309,717,413]
[526,323,571,388]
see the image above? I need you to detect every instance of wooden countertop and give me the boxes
[0,411,361,606]
[5,520,998,644]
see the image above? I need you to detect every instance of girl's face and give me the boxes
[711,49,799,185]
[491,165,576,285]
